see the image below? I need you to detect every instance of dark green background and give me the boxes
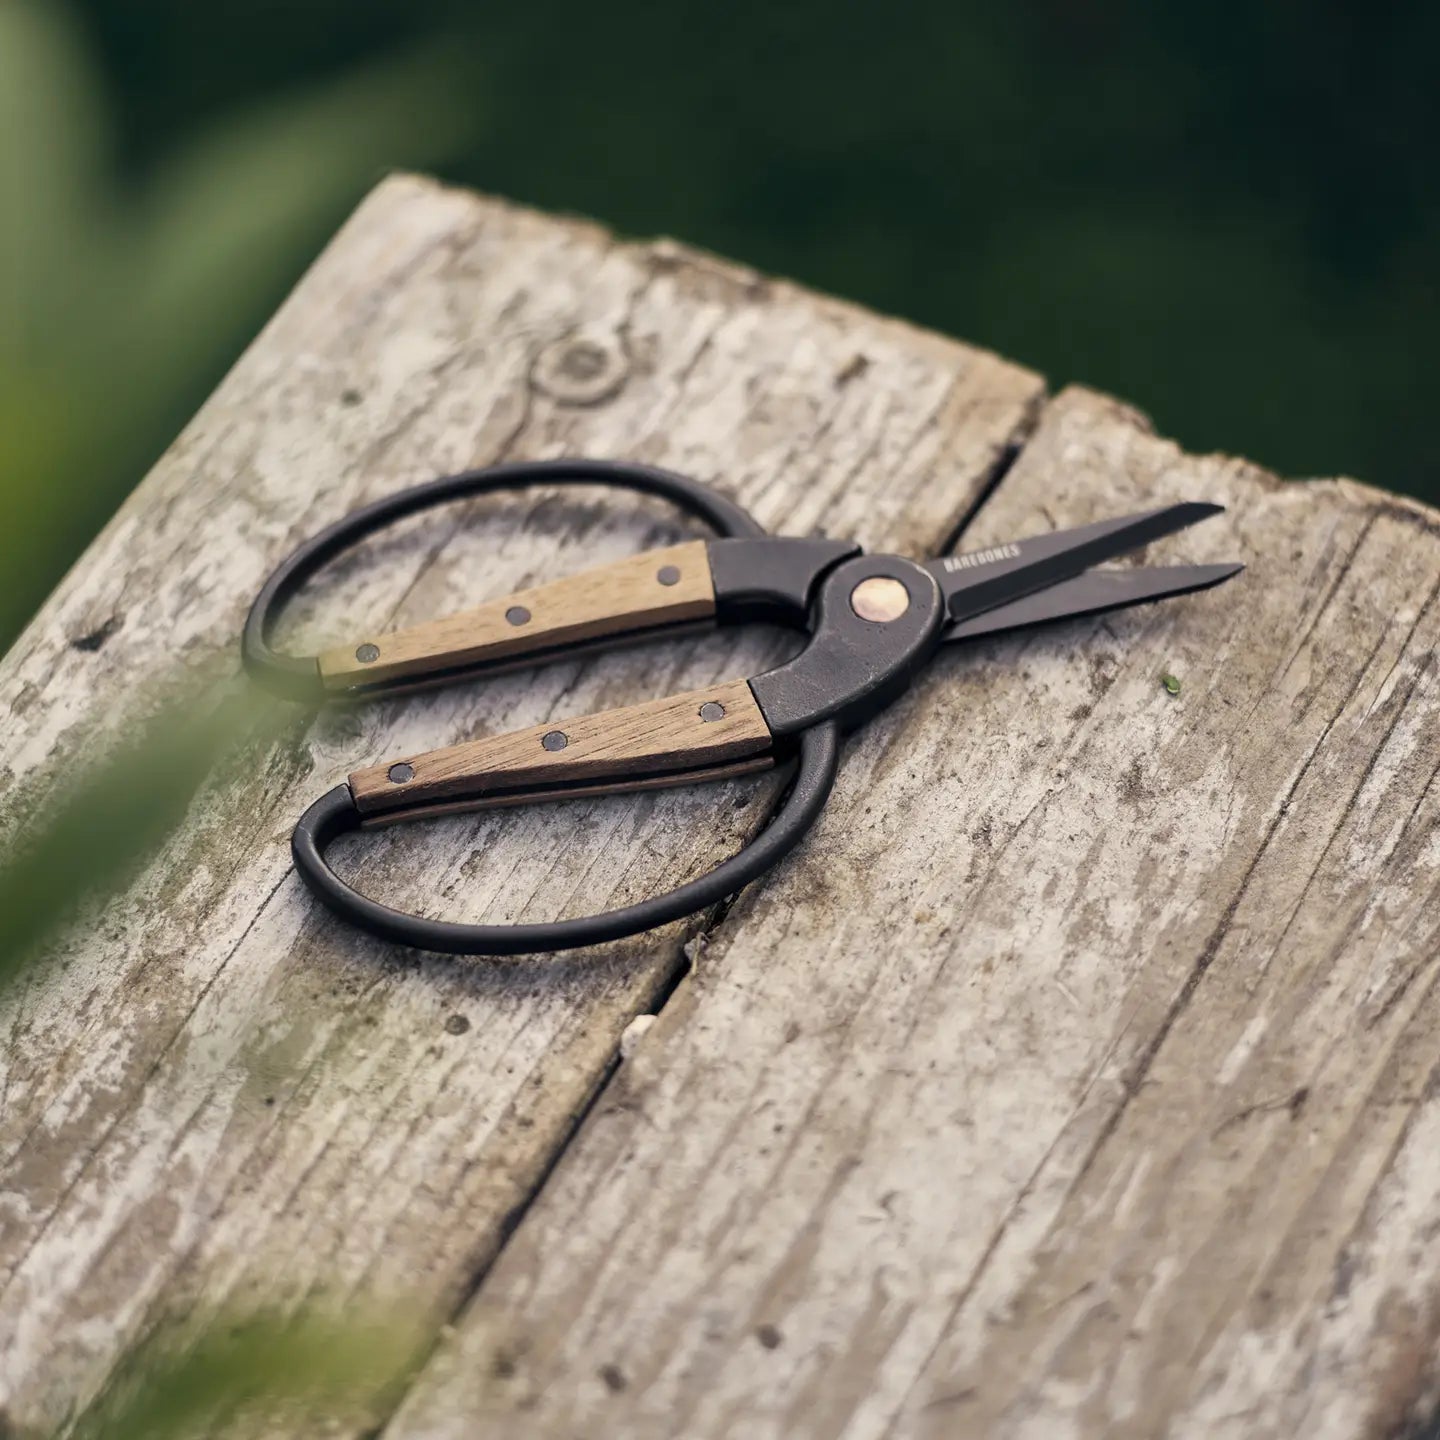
[76,0,1440,500]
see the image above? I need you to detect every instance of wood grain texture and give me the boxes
[318,539,715,690]
[389,388,1440,1440]
[0,174,1041,1435]
[350,678,770,815]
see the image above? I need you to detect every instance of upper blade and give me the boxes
[942,562,1244,643]
[923,502,1224,625]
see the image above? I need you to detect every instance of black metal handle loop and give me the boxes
[243,459,767,702]
[291,722,840,956]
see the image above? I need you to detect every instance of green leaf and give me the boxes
[0,2,108,359]
[70,1308,427,1440]
[0,685,291,997]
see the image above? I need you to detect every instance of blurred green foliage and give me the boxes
[0,1,470,650]
[70,1308,425,1439]
[0,687,286,994]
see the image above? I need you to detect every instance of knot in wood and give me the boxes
[531,331,629,406]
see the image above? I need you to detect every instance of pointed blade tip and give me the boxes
[1174,499,1225,521]
[1174,559,1245,591]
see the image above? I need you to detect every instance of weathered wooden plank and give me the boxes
[388,389,1440,1440]
[0,176,1041,1433]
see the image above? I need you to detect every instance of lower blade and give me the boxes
[942,563,1243,643]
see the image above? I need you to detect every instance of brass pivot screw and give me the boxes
[849,577,910,623]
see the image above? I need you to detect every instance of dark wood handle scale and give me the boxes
[350,678,775,822]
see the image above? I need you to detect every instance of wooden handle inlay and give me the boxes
[318,540,715,690]
[349,678,773,817]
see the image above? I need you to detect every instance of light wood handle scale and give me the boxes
[349,678,773,819]
[318,540,715,690]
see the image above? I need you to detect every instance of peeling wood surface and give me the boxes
[389,393,1440,1440]
[0,176,1041,1435]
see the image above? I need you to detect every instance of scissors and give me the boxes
[244,459,1241,956]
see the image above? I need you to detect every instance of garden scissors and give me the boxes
[244,459,1241,955]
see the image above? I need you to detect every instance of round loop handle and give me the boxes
[291,723,840,956]
[244,459,766,701]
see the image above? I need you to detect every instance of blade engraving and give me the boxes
[939,543,1022,573]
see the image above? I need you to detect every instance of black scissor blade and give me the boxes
[942,562,1244,643]
[924,502,1224,625]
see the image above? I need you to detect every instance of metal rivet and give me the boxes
[541,730,569,752]
[699,701,726,722]
[388,762,414,784]
[850,576,911,623]
[355,643,381,664]
[657,565,681,586]
[506,605,531,626]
